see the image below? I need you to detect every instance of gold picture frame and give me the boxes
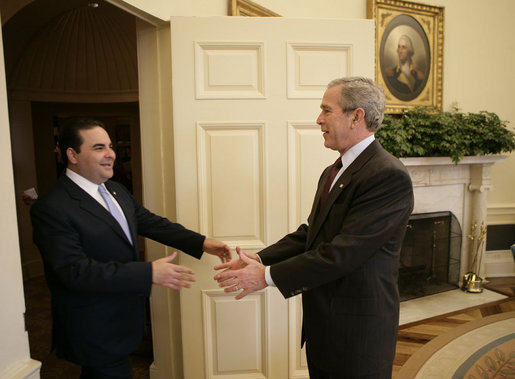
[367,0,444,113]
[229,0,281,17]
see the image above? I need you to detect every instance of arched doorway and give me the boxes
[1,1,149,376]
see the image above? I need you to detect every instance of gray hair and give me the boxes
[327,77,385,132]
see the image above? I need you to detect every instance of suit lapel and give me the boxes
[60,176,135,250]
[306,141,381,247]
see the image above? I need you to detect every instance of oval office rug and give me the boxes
[397,311,515,378]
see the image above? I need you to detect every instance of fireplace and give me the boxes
[398,211,462,301]
[400,155,506,283]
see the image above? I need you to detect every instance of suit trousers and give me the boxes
[306,343,392,379]
[79,357,132,379]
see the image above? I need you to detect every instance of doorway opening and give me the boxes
[2,0,153,375]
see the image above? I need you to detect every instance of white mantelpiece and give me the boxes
[400,155,507,279]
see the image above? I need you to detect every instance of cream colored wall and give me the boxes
[435,0,515,224]
[1,0,513,375]
[0,23,40,378]
[119,0,514,224]
[254,0,515,224]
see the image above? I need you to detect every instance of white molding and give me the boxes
[195,41,265,99]
[287,121,336,231]
[487,204,515,225]
[286,42,352,99]
[0,359,41,379]
[400,155,508,166]
[202,289,268,379]
[197,121,266,249]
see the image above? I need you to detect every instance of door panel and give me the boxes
[170,16,374,379]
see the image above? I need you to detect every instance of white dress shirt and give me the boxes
[66,169,129,224]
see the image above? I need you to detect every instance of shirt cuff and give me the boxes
[265,266,276,287]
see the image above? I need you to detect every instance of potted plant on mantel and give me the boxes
[376,106,515,164]
[376,106,515,292]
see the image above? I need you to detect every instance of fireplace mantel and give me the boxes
[399,155,507,279]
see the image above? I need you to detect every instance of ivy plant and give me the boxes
[376,107,515,163]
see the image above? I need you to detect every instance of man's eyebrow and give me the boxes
[92,143,106,148]
[320,104,332,110]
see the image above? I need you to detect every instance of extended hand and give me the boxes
[203,237,232,263]
[214,247,267,300]
[152,252,195,290]
[213,246,254,272]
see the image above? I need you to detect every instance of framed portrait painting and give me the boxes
[367,0,444,113]
[229,0,281,17]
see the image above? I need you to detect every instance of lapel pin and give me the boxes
[113,191,117,195]
[339,184,344,188]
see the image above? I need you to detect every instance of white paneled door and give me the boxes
[170,16,374,379]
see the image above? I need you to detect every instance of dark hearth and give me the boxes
[399,211,461,301]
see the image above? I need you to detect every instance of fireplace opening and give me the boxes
[398,211,462,302]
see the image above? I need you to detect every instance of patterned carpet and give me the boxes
[393,278,515,377]
[397,311,515,378]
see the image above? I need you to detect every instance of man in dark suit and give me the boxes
[31,118,231,378]
[215,77,414,378]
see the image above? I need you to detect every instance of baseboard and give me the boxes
[0,359,41,379]
[484,250,515,277]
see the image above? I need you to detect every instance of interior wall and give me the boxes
[0,0,513,375]
[0,21,40,378]
[116,0,515,225]
[253,0,515,225]
[434,0,515,225]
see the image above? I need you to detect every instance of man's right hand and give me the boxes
[152,252,195,290]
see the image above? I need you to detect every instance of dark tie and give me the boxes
[320,157,343,206]
[98,185,133,244]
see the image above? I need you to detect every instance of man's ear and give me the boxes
[352,108,366,125]
[66,148,78,164]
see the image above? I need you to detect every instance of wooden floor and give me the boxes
[392,276,515,377]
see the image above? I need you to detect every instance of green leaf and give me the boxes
[376,107,515,162]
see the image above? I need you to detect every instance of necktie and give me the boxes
[98,185,133,244]
[320,157,343,206]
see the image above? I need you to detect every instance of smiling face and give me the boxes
[66,126,116,184]
[316,85,358,155]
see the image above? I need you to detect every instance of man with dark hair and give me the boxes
[31,118,231,378]
[215,77,414,378]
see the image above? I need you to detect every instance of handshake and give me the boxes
[152,238,267,299]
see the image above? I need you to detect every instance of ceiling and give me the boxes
[1,0,138,99]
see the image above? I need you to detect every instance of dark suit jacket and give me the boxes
[30,175,206,367]
[258,140,414,376]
